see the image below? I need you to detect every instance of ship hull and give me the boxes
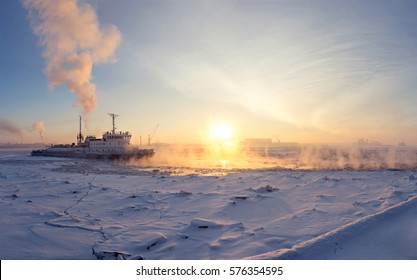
[31,148,154,160]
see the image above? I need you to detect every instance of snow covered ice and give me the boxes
[1,146,417,259]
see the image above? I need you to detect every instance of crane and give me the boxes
[148,123,159,146]
[274,134,280,144]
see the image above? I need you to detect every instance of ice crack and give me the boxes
[64,176,97,214]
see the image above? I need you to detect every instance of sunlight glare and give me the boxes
[210,122,234,141]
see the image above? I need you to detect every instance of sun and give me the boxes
[207,122,237,163]
[209,122,234,141]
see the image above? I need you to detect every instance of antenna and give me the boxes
[108,113,119,134]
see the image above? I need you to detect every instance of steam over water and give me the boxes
[1,144,416,176]
[127,144,417,176]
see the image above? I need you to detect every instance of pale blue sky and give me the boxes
[1,0,417,144]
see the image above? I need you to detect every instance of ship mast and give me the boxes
[108,113,119,134]
[77,115,84,144]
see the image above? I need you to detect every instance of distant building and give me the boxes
[243,138,272,147]
[357,138,383,146]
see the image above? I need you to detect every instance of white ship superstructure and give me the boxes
[31,114,154,159]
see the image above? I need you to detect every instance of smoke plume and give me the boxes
[0,118,23,138]
[23,0,121,116]
[31,121,46,143]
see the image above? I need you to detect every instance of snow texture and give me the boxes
[1,147,417,259]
